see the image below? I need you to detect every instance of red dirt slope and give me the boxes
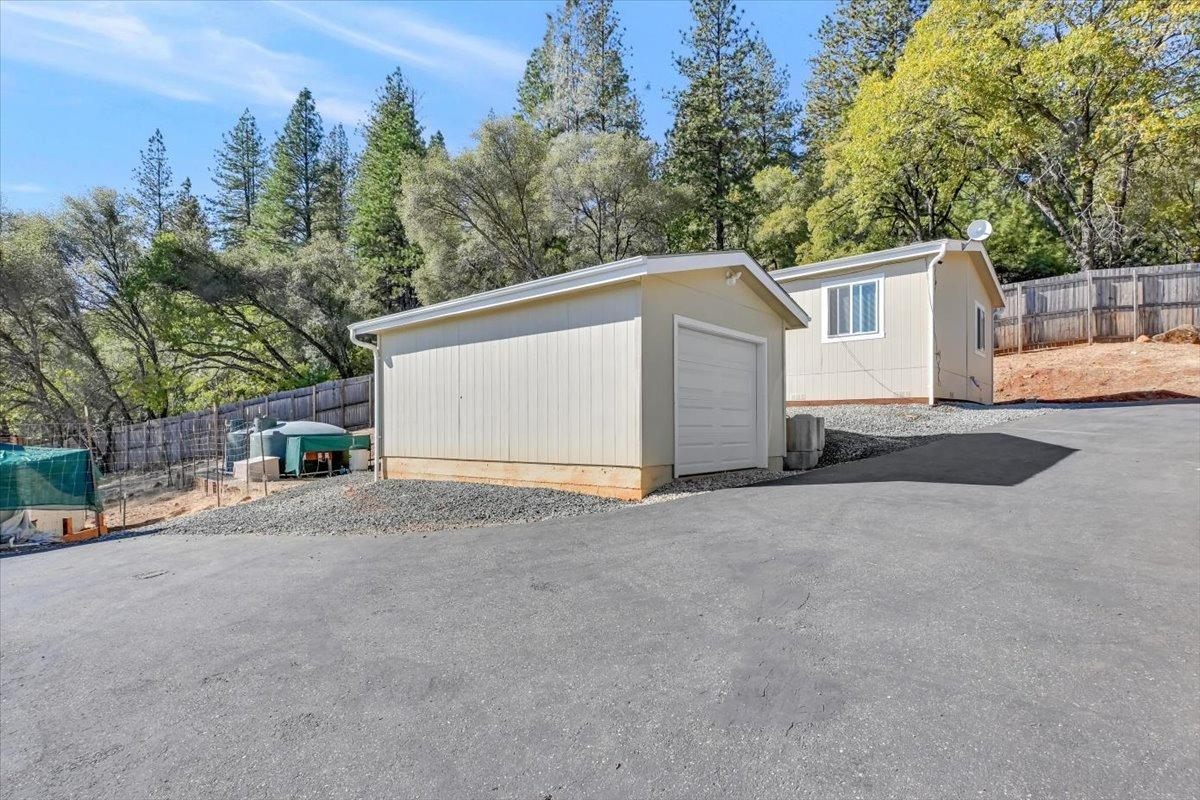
[995,342,1200,403]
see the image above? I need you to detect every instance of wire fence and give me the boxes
[3,416,303,535]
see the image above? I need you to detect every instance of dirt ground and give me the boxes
[105,478,306,531]
[995,341,1200,403]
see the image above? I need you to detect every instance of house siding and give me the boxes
[640,268,788,469]
[934,251,995,403]
[778,259,931,402]
[378,281,643,468]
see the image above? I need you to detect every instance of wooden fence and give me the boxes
[106,375,372,471]
[995,263,1200,353]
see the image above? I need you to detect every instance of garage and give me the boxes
[349,252,809,499]
[674,319,766,476]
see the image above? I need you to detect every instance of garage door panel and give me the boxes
[675,325,762,476]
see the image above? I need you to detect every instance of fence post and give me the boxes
[1016,288,1023,353]
[312,384,319,422]
[339,380,347,430]
[1086,271,1094,344]
[1131,273,1140,340]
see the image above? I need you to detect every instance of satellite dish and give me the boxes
[966,219,993,242]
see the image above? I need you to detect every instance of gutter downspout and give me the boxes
[927,241,949,406]
[349,329,382,482]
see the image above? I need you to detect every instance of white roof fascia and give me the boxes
[348,251,809,338]
[961,240,1006,307]
[770,239,1004,307]
[770,240,953,283]
[348,256,648,338]
[644,251,810,327]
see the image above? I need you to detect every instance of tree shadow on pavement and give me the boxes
[784,432,1078,487]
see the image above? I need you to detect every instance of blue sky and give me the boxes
[0,0,834,212]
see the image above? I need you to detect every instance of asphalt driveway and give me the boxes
[2,402,1197,799]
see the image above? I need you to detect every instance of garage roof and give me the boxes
[770,240,1006,307]
[349,251,811,338]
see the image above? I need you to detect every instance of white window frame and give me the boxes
[672,315,769,478]
[973,301,988,356]
[820,272,885,343]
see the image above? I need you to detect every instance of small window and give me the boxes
[974,302,987,355]
[824,275,882,341]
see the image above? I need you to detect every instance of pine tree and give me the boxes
[667,0,791,249]
[253,89,324,247]
[317,124,355,242]
[349,69,426,311]
[132,129,174,236]
[802,0,929,148]
[517,0,642,135]
[517,16,556,121]
[580,0,642,134]
[171,178,210,242]
[745,39,798,169]
[427,130,448,158]
[209,109,265,248]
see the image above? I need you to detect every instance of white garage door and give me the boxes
[674,321,763,476]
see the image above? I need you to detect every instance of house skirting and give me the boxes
[382,457,674,501]
[787,397,928,407]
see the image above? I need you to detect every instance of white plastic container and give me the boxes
[349,449,370,472]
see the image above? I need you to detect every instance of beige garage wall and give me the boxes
[779,259,930,402]
[933,251,995,403]
[640,268,788,468]
[379,281,643,467]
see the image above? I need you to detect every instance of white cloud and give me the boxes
[2,182,49,194]
[0,1,367,124]
[270,1,526,80]
[268,1,439,71]
[3,1,172,60]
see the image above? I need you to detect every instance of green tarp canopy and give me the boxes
[0,443,102,512]
[283,434,354,477]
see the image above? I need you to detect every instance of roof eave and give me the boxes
[348,251,810,337]
[770,240,952,283]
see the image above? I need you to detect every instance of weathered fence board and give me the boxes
[105,375,372,471]
[995,263,1199,353]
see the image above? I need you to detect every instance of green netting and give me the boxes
[283,434,354,477]
[0,443,102,512]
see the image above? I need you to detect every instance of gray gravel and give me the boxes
[142,403,1051,537]
[789,401,1051,467]
[153,473,629,536]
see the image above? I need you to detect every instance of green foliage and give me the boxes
[253,89,324,248]
[172,178,210,243]
[903,0,1199,269]
[0,210,111,425]
[545,131,683,268]
[131,129,175,236]
[802,0,929,149]
[10,0,1197,428]
[665,0,796,250]
[317,124,355,243]
[749,165,813,269]
[349,69,426,312]
[403,116,559,303]
[209,109,265,248]
[403,116,680,302]
[518,0,643,135]
[804,60,979,257]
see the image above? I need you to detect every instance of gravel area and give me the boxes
[153,473,629,536]
[789,401,1051,466]
[642,467,787,503]
[125,403,1051,538]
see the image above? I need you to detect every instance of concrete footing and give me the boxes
[785,414,825,470]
